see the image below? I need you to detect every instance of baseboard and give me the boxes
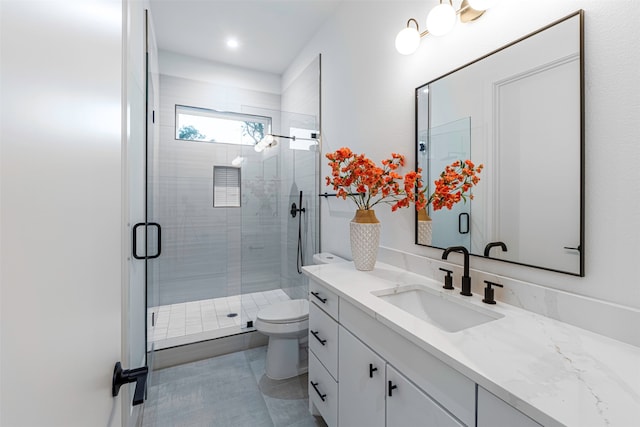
[149,330,269,370]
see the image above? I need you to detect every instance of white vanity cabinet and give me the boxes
[338,326,463,427]
[477,386,542,427]
[309,280,472,427]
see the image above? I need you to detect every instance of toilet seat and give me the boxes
[256,299,309,324]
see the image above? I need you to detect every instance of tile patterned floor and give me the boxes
[148,289,291,350]
[142,346,327,427]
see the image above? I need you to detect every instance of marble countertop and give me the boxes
[302,261,640,427]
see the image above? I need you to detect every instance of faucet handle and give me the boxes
[439,268,454,290]
[482,280,503,304]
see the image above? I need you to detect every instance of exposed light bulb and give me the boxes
[226,37,239,49]
[395,27,421,55]
[467,0,498,11]
[254,142,265,153]
[231,156,244,166]
[426,3,457,36]
[264,134,274,144]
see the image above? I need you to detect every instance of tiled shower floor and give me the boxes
[148,289,291,350]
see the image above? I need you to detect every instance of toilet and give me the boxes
[255,252,347,380]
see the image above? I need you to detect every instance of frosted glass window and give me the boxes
[176,105,271,146]
[213,166,241,207]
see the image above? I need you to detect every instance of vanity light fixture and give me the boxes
[395,0,497,55]
[254,132,320,152]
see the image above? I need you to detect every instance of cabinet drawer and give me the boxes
[309,352,338,427]
[309,280,339,320]
[309,301,339,379]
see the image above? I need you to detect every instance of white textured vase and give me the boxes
[350,210,381,271]
[418,220,433,246]
[417,208,432,246]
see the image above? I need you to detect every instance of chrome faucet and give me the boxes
[484,241,508,257]
[442,246,472,296]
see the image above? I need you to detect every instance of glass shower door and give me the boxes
[428,117,472,250]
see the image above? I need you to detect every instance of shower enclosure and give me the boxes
[145,57,321,354]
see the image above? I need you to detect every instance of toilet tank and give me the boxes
[312,252,348,265]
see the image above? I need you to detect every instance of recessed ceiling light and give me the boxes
[226,38,239,49]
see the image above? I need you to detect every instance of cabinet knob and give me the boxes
[388,380,398,397]
[369,363,378,378]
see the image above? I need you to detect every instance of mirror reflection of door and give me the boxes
[496,58,580,272]
[427,118,472,250]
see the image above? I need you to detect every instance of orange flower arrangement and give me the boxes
[325,147,483,212]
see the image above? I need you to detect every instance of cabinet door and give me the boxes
[386,365,464,427]
[338,326,385,427]
[477,386,542,427]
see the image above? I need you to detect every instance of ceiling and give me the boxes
[149,0,343,75]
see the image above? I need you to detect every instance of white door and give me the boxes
[496,59,581,273]
[0,1,137,426]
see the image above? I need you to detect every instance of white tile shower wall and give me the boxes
[154,72,283,305]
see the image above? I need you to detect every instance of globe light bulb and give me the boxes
[264,134,274,145]
[395,27,421,55]
[426,3,457,37]
[467,0,499,11]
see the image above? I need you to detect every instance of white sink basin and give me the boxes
[372,284,504,333]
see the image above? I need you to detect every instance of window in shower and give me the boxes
[213,166,241,208]
[175,105,271,146]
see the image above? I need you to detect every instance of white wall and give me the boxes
[1,1,124,425]
[159,50,281,95]
[286,0,640,311]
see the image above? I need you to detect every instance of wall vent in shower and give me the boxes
[213,166,241,207]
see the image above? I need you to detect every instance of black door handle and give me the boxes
[112,362,148,406]
[132,222,161,260]
[147,222,161,259]
[458,212,470,234]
